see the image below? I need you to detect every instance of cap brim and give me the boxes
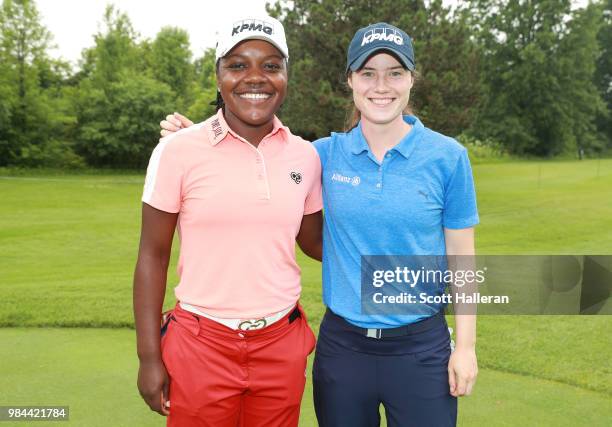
[220,36,289,60]
[348,47,415,72]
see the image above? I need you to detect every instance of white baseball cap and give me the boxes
[215,15,289,61]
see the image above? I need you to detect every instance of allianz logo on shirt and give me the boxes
[331,172,361,186]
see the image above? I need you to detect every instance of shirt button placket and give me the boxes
[255,152,269,199]
[378,152,393,192]
[377,159,385,193]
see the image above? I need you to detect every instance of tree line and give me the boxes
[0,0,610,169]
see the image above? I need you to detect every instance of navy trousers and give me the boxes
[313,310,457,427]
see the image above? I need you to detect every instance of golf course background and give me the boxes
[1,158,611,426]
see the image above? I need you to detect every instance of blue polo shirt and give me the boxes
[313,115,479,328]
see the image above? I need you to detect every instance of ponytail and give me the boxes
[344,105,361,132]
[211,59,224,112]
[209,90,224,112]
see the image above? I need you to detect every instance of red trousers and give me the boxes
[161,303,316,427]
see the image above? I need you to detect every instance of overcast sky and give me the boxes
[37,0,588,67]
[38,0,271,66]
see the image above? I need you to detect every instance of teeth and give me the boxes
[370,98,393,105]
[239,93,271,100]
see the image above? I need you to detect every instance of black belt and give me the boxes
[288,306,301,323]
[327,308,444,339]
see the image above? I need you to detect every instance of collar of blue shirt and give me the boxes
[350,115,424,159]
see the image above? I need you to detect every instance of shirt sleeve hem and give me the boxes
[443,215,479,229]
[303,202,323,215]
[142,198,180,214]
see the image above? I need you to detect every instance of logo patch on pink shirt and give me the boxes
[290,172,302,184]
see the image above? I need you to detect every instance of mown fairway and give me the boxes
[1,159,611,426]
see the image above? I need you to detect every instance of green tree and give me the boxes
[151,26,193,107]
[268,0,482,139]
[0,50,14,161]
[595,0,612,148]
[0,0,51,164]
[75,72,174,168]
[83,5,142,85]
[185,48,218,123]
[558,2,606,155]
[409,1,483,137]
[470,0,605,156]
[0,0,80,167]
[74,5,172,168]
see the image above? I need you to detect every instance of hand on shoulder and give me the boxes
[160,112,194,138]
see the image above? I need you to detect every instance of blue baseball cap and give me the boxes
[346,23,415,72]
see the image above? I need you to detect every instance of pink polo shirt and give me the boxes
[142,110,322,318]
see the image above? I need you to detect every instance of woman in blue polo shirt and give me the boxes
[160,22,478,427]
[310,23,478,427]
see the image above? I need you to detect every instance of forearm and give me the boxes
[450,266,477,350]
[445,227,477,349]
[454,313,476,349]
[133,254,169,362]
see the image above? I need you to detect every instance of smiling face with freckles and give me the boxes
[348,52,413,127]
[217,39,287,141]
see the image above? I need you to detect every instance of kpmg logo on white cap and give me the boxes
[361,27,404,46]
[232,19,274,36]
[216,15,288,61]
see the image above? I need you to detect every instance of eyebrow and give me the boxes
[224,53,285,61]
[361,66,405,71]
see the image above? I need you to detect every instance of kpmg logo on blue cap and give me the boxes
[361,27,404,47]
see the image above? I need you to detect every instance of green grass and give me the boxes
[0,328,610,427]
[474,159,612,253]
[1,159,611,425]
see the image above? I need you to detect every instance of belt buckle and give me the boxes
[238,318,267,331]
[366,328,382,339]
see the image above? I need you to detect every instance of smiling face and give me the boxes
[217,39,288,130]
[348,52,413,126]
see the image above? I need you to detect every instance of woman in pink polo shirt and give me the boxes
[133,15,323,427]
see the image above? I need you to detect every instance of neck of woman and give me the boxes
[361,114,412,162]
[223,109,274,148]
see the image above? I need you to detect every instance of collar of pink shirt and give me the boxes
[206,109,290,147]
